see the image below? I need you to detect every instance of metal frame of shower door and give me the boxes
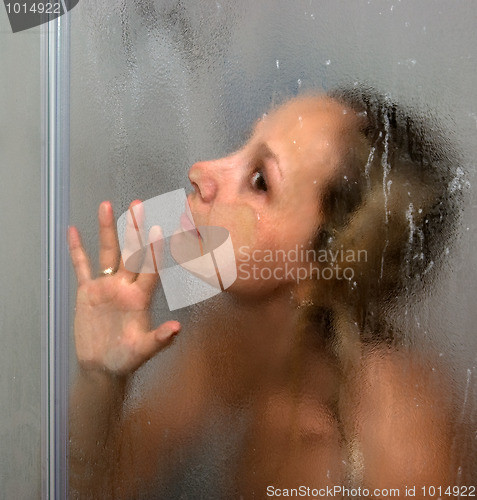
[41,6,71,499]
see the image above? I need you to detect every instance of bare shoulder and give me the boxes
[357,346,455,492]
[359,346,452,408]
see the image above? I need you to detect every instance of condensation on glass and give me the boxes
[67,1,477,498]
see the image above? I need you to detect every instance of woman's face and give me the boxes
[186,95,359,294]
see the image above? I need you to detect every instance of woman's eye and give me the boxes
[251,170,268,192]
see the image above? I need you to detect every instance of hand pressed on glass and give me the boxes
[68,200,180,376]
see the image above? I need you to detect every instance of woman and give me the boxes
[69,89,460,498]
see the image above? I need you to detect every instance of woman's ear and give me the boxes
[314,227,334,250]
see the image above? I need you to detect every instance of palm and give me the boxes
[69,201,180,376]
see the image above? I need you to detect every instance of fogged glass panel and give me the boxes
[0,14,41,499]
[69,1,477,497]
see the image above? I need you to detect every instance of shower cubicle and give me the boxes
[1,0,477,497]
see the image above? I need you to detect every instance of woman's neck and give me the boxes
[186,285,327,403]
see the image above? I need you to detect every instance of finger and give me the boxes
[138,321,181,360]
[117,200,145,282]
[136,225,163,293]
[98,201,120,272]
[68,226,92,285]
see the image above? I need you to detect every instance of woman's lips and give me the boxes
[180,211,196,232]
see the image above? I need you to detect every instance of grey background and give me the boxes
[0,0,476,497]
[0,10,42,500]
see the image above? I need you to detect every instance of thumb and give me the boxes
[148,320,181,350]
[106,321,181,375]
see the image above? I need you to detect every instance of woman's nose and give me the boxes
[188,160,218,203]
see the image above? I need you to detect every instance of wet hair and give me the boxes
[307,85,462,346]
[295,87,466,489]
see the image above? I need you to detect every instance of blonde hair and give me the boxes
[302,87,463,486]
[308,87,461,346]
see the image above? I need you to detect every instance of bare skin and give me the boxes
[69,96,455,499]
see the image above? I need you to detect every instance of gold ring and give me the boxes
[101,267,116,276]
